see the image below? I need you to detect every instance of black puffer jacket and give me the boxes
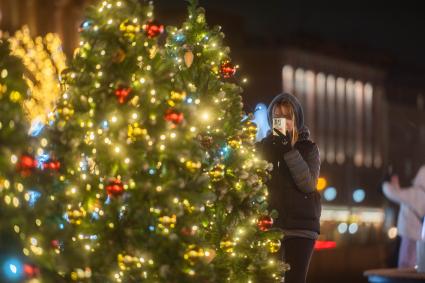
[257,93,321,233]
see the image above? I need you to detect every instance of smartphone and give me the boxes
[272,118,286,136]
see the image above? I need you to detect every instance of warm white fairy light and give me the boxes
[201,112,210,121]
[10,155,18,164]
[13,197,19,207]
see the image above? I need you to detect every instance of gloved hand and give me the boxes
[273,128,293,153]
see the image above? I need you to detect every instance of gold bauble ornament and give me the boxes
[119,20,141,40]
[220,240,235,253]
[266,239,281,253]
[228,136,242,149]
[185,161,201,172]
[184,245,204,264]
[9,91,22,103]
[58,106,74,120]
[167,91,187,107]
[149,45,158,59]
[184,50,194,68]
[128,123,148,141]
[209,164,225,182]
[66,207,86,225]
[158,214,177,230]
[112,48,126,63]
[244,121,258,139]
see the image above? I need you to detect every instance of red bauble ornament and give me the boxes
[23,264,40,279]
[17,155,37,175]
[164,109,184,124]
[19,155,37,169]
[43,160,61,171]
[257,215,273,231]
[181,227,196,237]
[220,60,237,79]
[144,21,164,38]
[51,240,60,249]
[115,87,132,104]
[106,179,124,197]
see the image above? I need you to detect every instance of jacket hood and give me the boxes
[267,93,309,141]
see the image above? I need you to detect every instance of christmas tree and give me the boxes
[0,35,41,282]
[0,37,30,235]
[164,2,286,282]
[0,29,67,282]
[3,1,286,282]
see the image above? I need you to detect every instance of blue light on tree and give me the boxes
[174,33,186,43]
[36,153,50,169]
[79,20,93,32]
[220,145,231,159]
[105,196,111,205]
[101,120,109,130]
[27,190,42,207]
[91,212,100,220]
[253,103,270,142]
[28,118,45,137]
[63,213,70,223]
[2,258,24,281]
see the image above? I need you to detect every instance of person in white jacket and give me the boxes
[382,165,425,268]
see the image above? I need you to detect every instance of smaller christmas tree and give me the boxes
[0,29,67,282]
[165,1,287,281]
[0,35,33,280]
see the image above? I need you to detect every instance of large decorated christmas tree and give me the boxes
[1,1,286,282]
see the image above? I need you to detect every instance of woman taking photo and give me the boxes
[256,93,321,283]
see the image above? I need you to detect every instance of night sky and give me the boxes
[157,0,425,68]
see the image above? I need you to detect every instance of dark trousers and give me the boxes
[281,237,315,283]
